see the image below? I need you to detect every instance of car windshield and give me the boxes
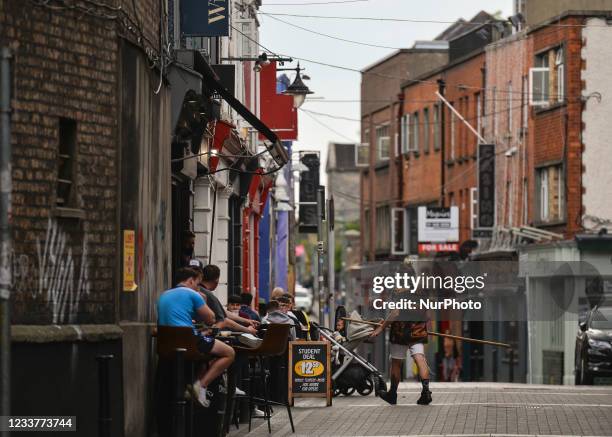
[591,308,612,330]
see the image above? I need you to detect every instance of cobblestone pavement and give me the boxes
[229,382,612,437]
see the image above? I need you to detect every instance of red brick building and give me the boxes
[360,46,449,261]
[398,14,503,255]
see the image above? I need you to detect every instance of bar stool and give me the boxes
[155,327,225,437]
[233,324,295,434]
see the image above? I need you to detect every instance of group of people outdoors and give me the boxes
[158,232,435,409]
[156,257,313,409]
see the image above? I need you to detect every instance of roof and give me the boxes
[326,142,359,172]
[439,11,497,42]
[360,47,448,74]
[360,11,495,74]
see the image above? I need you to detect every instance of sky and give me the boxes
[258,0,513,174]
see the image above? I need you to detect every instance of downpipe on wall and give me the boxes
[0,46,13,429]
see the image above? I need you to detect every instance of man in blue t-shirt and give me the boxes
[157,267,235,408]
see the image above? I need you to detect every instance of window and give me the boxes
[391,208,408,255]
[356,143,369,167]
[433,104,441,151]
[507,82,513,136]
[357,127,369,166]
[492,87,498,137]
[507,180,514,227]
[57,118,77,207]
[423,108,430,153]
[555,49,564,103]
[470,187,478,230]
[530,47,565,106]
[476,93,482,137]
[409,112,419,152]
[536,164,565,223]
[521,76,529,132]
[522,178,528,225]
[401,114,410,154]
[364,209,371,254]
[240,21,255,57]
[376,124,390,161]
[375,206,391,252]
[450,108,456,160]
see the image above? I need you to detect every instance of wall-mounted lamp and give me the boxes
[279,63,314,109]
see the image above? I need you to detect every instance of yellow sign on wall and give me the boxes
[123,230,138,292]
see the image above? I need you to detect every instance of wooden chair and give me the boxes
[156,326,213,362]
[233,324,295,434]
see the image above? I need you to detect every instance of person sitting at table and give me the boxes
[239,292,261,322]
[283,293,311,340]
[270,287,285,301]
[262,300,296,340]
[278,295,306,339]
[188,260,257,335]
[157,267,235,408]
[226,295,242,315]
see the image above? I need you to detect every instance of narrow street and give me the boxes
[232,383,612,437]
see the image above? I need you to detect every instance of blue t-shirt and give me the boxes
[157,287,206,328]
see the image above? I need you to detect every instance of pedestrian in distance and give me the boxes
[370,307,433,406]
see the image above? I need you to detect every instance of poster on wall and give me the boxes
[123,230,138,292]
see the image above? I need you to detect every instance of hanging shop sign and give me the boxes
[478,143,496,229]
[180,0,229,37]
[418,207,459,243]
[288,341,331,406]
[298,153,320,234]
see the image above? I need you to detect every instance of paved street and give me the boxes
[230,383,612,437]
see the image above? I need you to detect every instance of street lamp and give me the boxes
[281,63,313,109]
[221,52,293,72]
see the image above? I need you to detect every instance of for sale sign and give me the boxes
[288,341,331,406]
[418,206,459,243]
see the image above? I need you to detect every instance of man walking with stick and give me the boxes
[370,309,432,406]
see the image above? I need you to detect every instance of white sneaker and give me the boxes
[253,408,266,418]
[235,387,246,396]
[190,380,210,408]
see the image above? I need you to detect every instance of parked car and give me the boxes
[294,284,313,313]
[575,305,612,384]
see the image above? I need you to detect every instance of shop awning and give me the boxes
[177,50,289,167]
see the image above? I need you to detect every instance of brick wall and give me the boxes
[402,76,441,207]
[0,0,162,324]
[442,52,486,244]
[400,52,486,245]
[485,33,530,229]
[529,16,584,237]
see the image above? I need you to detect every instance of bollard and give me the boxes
[492,349,498,382]
[509,348,515,383]
[173,348,187,437]
[96,354,114,437]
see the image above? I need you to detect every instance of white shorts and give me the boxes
[389,342,425,360]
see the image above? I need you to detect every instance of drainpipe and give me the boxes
[437,79,446,206]
[0,47,13,423]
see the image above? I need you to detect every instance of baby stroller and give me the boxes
[316,310,387,397]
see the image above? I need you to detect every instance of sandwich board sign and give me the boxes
[288,341,331,406]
